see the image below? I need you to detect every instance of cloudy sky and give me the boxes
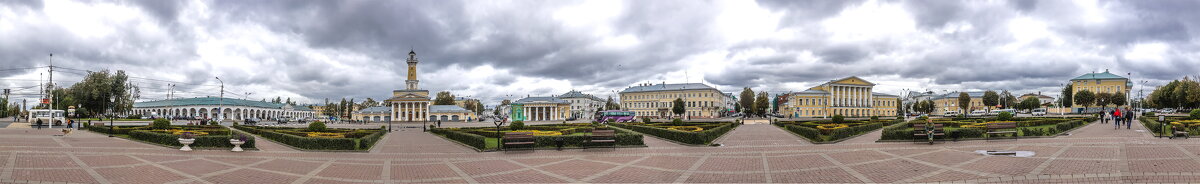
[2,0,1198,106]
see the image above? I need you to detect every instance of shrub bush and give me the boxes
[308,121,327,132]
[643,117,652,123]
[151,119,171,129]
[612,122,736,145]
[510,121,525,130]
[431,128,487,149]
[234,126,362,150]
[129,130,256,148]
[998,111,1013,121]
[1191,109,1200,120]
[671,118,684,126]
[832,115,845,123]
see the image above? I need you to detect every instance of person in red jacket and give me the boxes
[1113,108,1122,129]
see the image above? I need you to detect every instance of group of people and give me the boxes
[1100,108,1135,129]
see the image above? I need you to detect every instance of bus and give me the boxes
[595,110,636,123]
[28,109,66,126]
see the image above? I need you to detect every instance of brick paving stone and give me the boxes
[827,150,892,164]
[1126,145,1190,158]
[255,159,323,175]
[630,155,701,171]
[581,155,642,164]
[697,157,763,172]
[850,159,939,183]
[202,168,299,184]
[957,156,1047,176]
[1059,147,1121,159]
[14,155,77,168]
[1128,158,1200,172]
[303,178,378,184]
[76,155,142,167]
[880,148,936,156]
[473,169,568,183]
[11,169,95,183]
[537,159,619,180]
[913,170,988,183]
[1010,145,1065,155]
[588,167,682,183]
[770,168,862,183]
[511,157,568,166]
[392,163,460,180]
[317,163,384,180]
[453,159,525,176]
[131,154,193,162]
[766,154,836,171]
[96,164,188,184]
[911,150,979,166]
[1040,160,1121,175]
[161,159,235,176]
[684,173,766,183]
[208,157,269,166]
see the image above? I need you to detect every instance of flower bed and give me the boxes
[775,119,900,143]
[1141,115,1199,136]
[430,123,644,150]
[880,117,1096,140]
[610,121,737,145]
[82,123,254,149]
[232,125,385,151]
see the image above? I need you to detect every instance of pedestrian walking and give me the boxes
[1113,108,1122,129]
[1125,108,1134,129]
[1101,110,1108,124]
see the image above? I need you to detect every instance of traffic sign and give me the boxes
[41,98,50,104]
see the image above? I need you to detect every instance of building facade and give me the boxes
[351,105,477,122]
[780,76,899,118]
[1070,70,1132,109]
[385,50,432,122]
[132,97,316,121]
[931,92,985,115]
[1018,93,1055,105]
[619,83,728,119]
[352,106,391,122]
[510,97,571,121]
[557,90,604,120]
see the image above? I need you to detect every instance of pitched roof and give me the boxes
[430,105,471,113]
[1071,71,1128,81]
[558,91,603,101]
[872,92,900,97]
[134,97,289,109]
[514,96,569,104]
[356,106,391,113]
[620,83,718,93]
[930,91,986,100]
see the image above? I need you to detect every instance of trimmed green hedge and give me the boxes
[612,122,736,145]
[778,120,899,143]
[431,128,488,150]
[233,126,381,150]
[129,130,257,148]
[882,118,1093,140]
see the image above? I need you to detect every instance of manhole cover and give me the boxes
[975,150,1035,157]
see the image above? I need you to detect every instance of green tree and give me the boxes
[1001,90,1017,109]
[66,70,137,117]
[434,91,456,105]
[1018,97,1041,111]
[739,87,755,114]
[958,92,971,113]
[605,96,620,110]
[361,98,378,107]
[1074,90,1095,112]
[917,100,936,114]
[1111,92,1126,107]
[1061,84,1073,107]
[754,91,770,117]
[982,91,999,112]
[672,98,685,118]
[1095,92,1111,110]
[895,99,904,116]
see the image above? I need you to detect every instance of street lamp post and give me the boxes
[215,77,224,123]
[108,96,115,137]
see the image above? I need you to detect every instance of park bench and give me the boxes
[912,123,945,144]
[1172,124,1189,139]
[586,129,617,149]
[985,122,1019,140]
[502,132,535,151]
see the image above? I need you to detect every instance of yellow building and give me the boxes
[385,50,432,122]
[1070,70,1132,108]
[353,106,390,122]
[931,92,985,116]
[619,83,731,119]
[780,76,899,118]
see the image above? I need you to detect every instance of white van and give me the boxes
[1031,109,1046,116]
[28,109,66,126]
[942,111,959,117]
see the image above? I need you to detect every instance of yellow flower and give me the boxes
[168,129,209,136]
[667,126,704,132]
[307,132,346,138]
[816,124,849,130]
[510,130,563,136]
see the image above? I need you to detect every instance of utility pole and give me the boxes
[48,53,54,128]
[215,77,224,122]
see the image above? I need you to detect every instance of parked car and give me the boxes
[1031,109,1046,116]
[1162,108,1177,113]
[969,110,987,117]
[244,118,259,125]
[993,109,1016,115]
[942,111,959,117]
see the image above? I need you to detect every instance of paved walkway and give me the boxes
[6,119,1200,183]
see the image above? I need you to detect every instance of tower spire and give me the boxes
[405,49,420,90]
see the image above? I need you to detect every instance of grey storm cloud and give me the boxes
[2,0,1199,105]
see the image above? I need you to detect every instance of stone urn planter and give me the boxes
[178,138,195,151]
[229,139,245,152]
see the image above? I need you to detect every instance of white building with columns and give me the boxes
[384,50,432,122]
[556,90,604,120]
[132,97,316,121]
[509,96,571,122]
